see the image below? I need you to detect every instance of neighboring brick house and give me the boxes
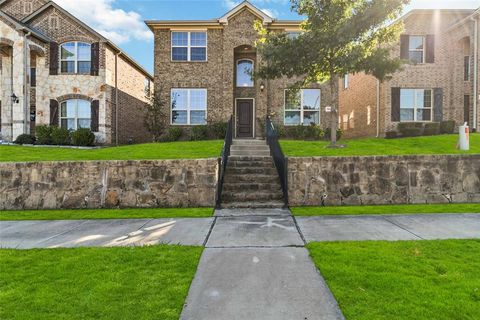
[146,1,331,139]
[0,0,153,144]
[339,8,480,138]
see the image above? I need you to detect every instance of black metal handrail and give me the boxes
[216,115,233,208]
[265,116,288,206]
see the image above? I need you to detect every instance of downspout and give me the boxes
[10,43,14,140]
[23,30,31,135]
[376,79,380,137]
[471,15,478,131]
[115,52,119,145]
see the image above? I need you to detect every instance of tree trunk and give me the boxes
[329,74,339,146]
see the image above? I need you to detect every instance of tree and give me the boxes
[144,90,167,142]
[256,0,409,146]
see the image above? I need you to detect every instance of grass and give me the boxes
[291,203,480,216]
[0,140,223,162]
[0,245,203,320]
[307,240,480,320]
[0,207,214,221]
[281,133,480,157]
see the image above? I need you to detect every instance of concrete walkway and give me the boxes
[1,211,479,320]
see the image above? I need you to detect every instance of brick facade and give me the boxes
[0,0,152,144]
[339,9,480,137]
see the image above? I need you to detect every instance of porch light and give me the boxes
[11,93,19,104]
[260,83,265,92]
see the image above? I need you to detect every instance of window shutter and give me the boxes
[433,88,443,122]
[426,35,435,63]
[91,42,100,76]
[50,99,59,126]
[391,88,401,122]
[49,42,59,75]
[400,35,409,60]
[91,100,99,132]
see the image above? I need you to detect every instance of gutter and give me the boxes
[472,15,478,131]
[115,52,119,145]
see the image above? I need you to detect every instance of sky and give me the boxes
[53,0,480,75]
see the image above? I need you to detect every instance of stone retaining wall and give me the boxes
[0,159,218,210]
[288,155,480,206]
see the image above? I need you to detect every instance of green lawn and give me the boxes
[307,240,480,320]
[0,140,223,162]
[291,203,480,216]
[281,134,480,157]
[0,207,213,221]
[0,245,202,320]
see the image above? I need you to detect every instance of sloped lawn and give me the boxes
[281,133,480,157]
[0,245,202,320]
[0,140,223,162]
[308,240,480,320]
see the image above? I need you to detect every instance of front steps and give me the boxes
[221,140,285,208]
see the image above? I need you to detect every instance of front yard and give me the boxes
[307,240,480,320]
[0,245,203,320]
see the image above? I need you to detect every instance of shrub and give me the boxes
[398,122,424,137]
[36,125,53,145]
[304,123,324,140]
[324,128,343,141]
[440,120,455,134]
[210,122,228,139]
[275,123,286,138]
[14,134,36,145]
[161,127,183,142]
[385,131,398,139]
[51,127,71,145]
[423,122,440,136]
[292,125,306,139]
[190,125,208,141]
[71,128,95,146]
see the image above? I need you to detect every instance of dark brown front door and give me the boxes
[237,99,253,138]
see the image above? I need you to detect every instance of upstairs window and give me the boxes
[408,36,425,63]
[60,99,91,130]
[171,31,207,61]
[60,42,91,74]
[284,89,320,126]
[400,89,432,122]
[171,88,207,125]
[236,59,254,87]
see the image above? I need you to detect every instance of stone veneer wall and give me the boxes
[0,159,218,210]
[288,155,480,206]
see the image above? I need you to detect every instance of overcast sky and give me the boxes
[53,0,480,74]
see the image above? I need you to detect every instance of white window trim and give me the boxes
[60,42,92,74]
[171,31,208,62]
[344,74,349,89]
[408,35,426,64]
[59,99,92,130]
[283,88,321,126]
[236,59,254,88]
[170,88,208,125]
[400,88,433,122]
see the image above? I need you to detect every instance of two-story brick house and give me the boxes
[146,1,331,139]
[339,8,479,138]
[0,0,153,144]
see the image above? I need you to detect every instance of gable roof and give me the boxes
[0,10,51,42]
[21,1,152,79]
[446,7,480,32]
[219,1,273,24]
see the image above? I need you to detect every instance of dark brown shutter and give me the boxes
[91,42,100,76]
[91,100,99,132]
[400,35,409,60]
[433,88,443,122]
[425,35,435,63]
[50,99,59,126]
[391,88,401,122]
[49,42,59,75]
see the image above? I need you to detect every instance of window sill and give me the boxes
[170,60,208,63]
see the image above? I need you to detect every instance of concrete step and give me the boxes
[230,150,271,157]
[231,145,270,152]
[223,182,282,192]
[220,201,285,208]
[232,139,266,146]
[222,191,284,202]
[228,156,272,161]
[224,174,280,183]
[228,160,276,168]
[226,167,277,175]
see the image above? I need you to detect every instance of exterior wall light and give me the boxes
[11,94,19,104]
[260,83,265,92]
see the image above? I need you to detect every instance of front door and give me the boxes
[236,99,253,138]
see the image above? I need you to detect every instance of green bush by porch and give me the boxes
[281,133,480,157]
[0,245,203,320]
[307,240,480,320]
